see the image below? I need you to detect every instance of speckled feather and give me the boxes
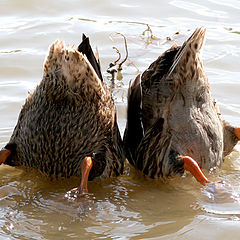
[124,27,239,179]
[5,39,125,179]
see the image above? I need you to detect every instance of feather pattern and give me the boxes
[124,27,239,179]
[5,36,125,179]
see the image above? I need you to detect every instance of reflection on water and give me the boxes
[201,181,240,215]
[0,164,204,239]
[1,0,240,239]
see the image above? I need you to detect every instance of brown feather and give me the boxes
[124,27,239,179]
[5,38,125,179]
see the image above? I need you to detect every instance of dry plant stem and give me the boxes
[109,32,129,67]
[117,33,128,67]
[113,47,121,64]
[142,24,153,37]
[142,24,157,43]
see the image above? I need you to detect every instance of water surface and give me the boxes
[0,0,240,239]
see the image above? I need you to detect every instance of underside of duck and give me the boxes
[124,27,240,185]
[0,34,125,196]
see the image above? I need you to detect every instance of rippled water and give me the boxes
[1,0,240,239]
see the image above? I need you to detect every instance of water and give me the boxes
[0,0,240,239]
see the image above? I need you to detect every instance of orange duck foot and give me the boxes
[66,156,93,198]
[235,128,240,140]
[0,148,11,165]
[79,156,93,194]
[182,156,211,186]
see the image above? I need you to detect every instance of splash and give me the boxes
[200,181,240,215]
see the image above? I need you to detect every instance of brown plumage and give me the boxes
[0,35,125,193]
[124,27,240,183]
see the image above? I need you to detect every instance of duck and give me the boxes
[123,27,240,185]
[0,34,125,195]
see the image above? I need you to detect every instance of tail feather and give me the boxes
[78,34,103,82]
[43,40,106,99]
[167,27,206,77]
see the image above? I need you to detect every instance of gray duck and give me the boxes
[0,34,125,195]
[124,27,240,185]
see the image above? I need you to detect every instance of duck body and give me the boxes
[2,35,125,184]
[124,27,240,181]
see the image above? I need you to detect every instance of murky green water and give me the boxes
[0,0,240,239]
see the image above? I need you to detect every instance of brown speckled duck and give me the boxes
[124,27,240,185]
[0,34,125,195]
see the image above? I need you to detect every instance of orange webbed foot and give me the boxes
[235,128,240,140]
[182,156,211,186]
[0,148,11,165]
[65,156,93,199]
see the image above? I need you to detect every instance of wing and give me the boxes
[141,45,180,131]
[123,74,144,166]
[141,27,207,132]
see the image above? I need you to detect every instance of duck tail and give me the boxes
[43,39,106,97]
[167,27,206,77]
[78,34,103,82]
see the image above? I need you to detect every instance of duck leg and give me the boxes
[0,148,11,164]
[182,156,210,185]
[79,156,93,194]
[68,156,93,197]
